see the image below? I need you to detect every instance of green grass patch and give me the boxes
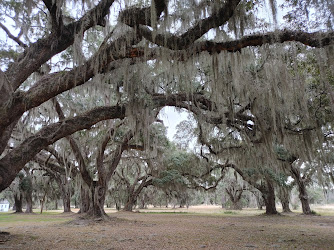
[142,211,193,215]
[0,212,70,224]
[223,211,238,215]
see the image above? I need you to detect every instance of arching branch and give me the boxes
[42,0,64,34]
[0,22,27,48]
[4,0,115,92]
[121,0,241,50]
[0,105,126,191]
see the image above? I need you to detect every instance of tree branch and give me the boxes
[0,105,126,191]
[4,0,115,93]
[0,22,27,48]
[0,32,140,135]
[119,0,167,27]
[53,98,94,187]
[122,0,241,50]
[42,0,64,34]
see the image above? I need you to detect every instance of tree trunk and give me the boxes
[61,181,72,213]
[63,192,71,213]
[87,181,107,218]
[262,180,278,215]
[299,185,312,214]
[230,200,242,210]
[253,192,264,210]
[123,179,151,212]
[25,190,33,213]
[225,187,243,210]
[290,165,312,215]
[78,184,90,214]
[281,200,291,213]
[40,193,47,214]
[123,195,136,212]
[14,193,23,213]
[54,175,72,213]
[277,186,292,213]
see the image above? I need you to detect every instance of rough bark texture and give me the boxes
[262,180,278,215]
[14,193,23,213]
[123,179,152,212]
[59,178,72,213]
[25,191,33,213]
[123,194,136,212]
[225,185,243,210]
[277,187,292,213]
[87,181,108,218]
[290,165,312,215]
[79,184,90,214]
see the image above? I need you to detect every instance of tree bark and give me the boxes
[277,187,292,213]
[60,178,72,213]
[79,184,90,214]
[40,193,47,214]
[262,180,278,215]
[62,190,71,213]
[251,190,264,210]
[225,186,243,210]
[299,185,312,215]
[87,181,107,218]
[25,190,33,213]
[55,199,58,210]
[122,179,152,212]
[290,165,312,215]
[52,173,72,213]
[123,195,136,212]
[14,193,23,213]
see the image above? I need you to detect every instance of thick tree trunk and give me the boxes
[14,193,23,213]
[230,200,242,210]
[290,165,312,215]
[87,181,107,218]
[63,192,71,213]
[299,186,312,215]
[281,200,292,213]
[123,195,136,212]
[123,180,152,212]
[61,181,72,213]
[225,187,243,210]
[25,191,33,213]
[262,180,278,215]
[78,184,90,214]
[277,187,292,213]
[54,175,72,213]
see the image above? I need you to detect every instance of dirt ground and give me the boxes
[1,205,334,250]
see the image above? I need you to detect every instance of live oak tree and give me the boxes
[111,123,168,211]
[0,0,334,213]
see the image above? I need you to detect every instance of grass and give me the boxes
[0,211,71,225]
[141,211,194,215]
[0,204,333,224]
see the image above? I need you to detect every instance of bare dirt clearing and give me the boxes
[1,205,334,250]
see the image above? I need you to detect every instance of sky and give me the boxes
[158,107,189,141]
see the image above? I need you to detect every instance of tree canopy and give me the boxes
[0,0,333,202]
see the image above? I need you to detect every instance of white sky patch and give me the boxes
[158,106,188,141]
